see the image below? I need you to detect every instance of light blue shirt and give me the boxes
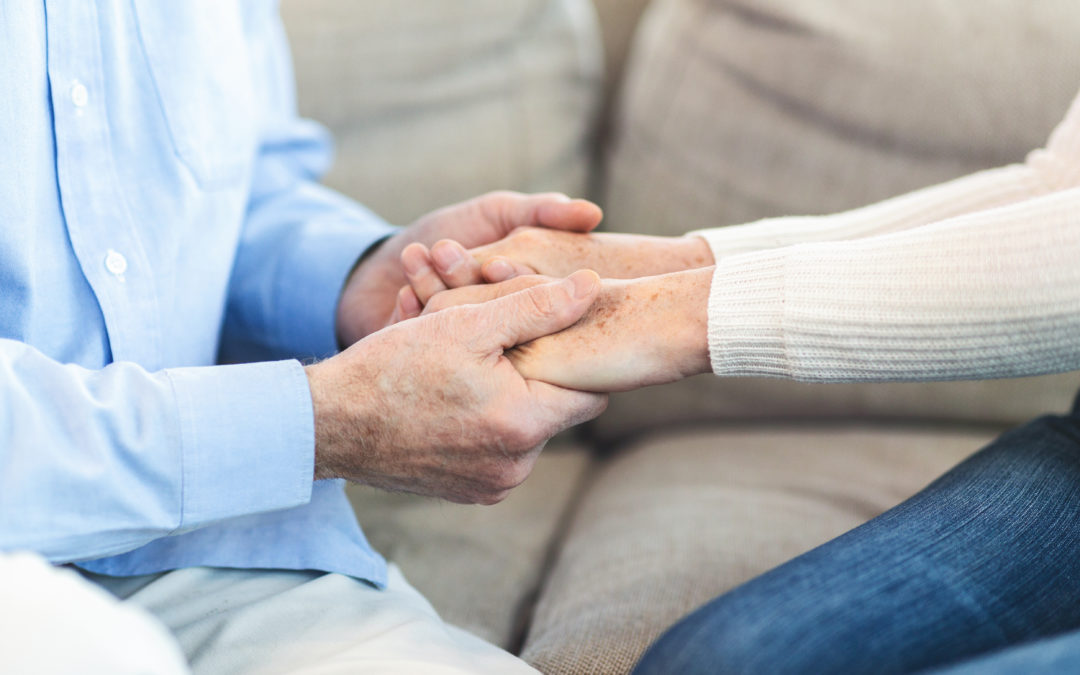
[0,1,395,586]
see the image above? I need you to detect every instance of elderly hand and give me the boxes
[402,267,715,393]
[308,270,608,504]
[394,227,714,316]
[335,192,604,346]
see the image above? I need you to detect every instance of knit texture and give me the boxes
[692,93,1080,382]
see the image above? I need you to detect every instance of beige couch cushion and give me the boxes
[520,426,995,674]
[346,445,593,650]
[281,0,603,226]
[592,0,1080,440]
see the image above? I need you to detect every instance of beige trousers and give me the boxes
[0,552,536,674]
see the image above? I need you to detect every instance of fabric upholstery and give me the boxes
[520,426,995,674]
[345,445,594,650]
[280,0,603,226]
[591,0,1080,442]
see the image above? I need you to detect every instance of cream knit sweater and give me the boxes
[690,93,1080,383]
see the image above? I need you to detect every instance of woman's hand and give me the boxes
[336,191,603,345]
[396,267,715,392]
[395,228,715,312]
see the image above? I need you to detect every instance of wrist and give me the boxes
[306,359,351,481]
[335,235,402,347]
[631,267,712,379]
[620,233,715,277]
[672,235,715,270]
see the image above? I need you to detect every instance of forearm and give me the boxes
[705,188,1080,382]
[587,232,715,277]
[509,266,713,392]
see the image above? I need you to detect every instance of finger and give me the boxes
[477,269,601,350]
[482,257,536,283]
[481,192,604,236]
[422,275,551,316]
[535,197,603,233]
[401,242,448,304]
[430,239,483,288]
[526,380,610,434]
[386,301,401,327]
[396,285,422,320]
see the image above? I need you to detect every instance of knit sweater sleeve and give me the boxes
[704,187,1080,382]
[687,92,1080,259]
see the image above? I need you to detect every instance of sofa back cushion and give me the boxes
[592,0,1080,441]
[280,0,603,226]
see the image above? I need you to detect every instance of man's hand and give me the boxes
[399,267,716,393]
[395,228,715,315]
[309,270,608,504]
[335,192,603,346]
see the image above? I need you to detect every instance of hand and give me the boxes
[395,227,715,315]
[308,270,608,504]
[336,192,603,346]
[409,267,716,392]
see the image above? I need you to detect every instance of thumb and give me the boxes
[479,269,600,350]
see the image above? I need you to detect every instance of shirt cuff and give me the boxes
[166,359,314,529]
[273,220,397,360]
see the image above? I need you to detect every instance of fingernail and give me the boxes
[487,259,514,281]
[401,245,428,275]
[431,243,463,272]
[568,271,598,300]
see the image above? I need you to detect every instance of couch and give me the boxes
[279,1,1080,672]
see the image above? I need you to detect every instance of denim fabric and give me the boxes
[634,390,1080,674]
[928,629,1080,674]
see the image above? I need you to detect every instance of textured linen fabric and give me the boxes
[519,426,991,674]
[0,2,393,583]
[280,0,603,226]
[345,445,594,649]
[603,0,1080,231]
[86,564,539,675]
[590,0,1080,442]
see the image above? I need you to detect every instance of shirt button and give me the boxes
[104,250,128,277]
[70,81,89,107]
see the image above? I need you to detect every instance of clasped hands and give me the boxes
[391,224,715,393]
[306,192,713,505]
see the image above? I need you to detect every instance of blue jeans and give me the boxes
[634,390,1080,674]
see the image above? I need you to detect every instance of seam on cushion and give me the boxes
[509,447,604,657]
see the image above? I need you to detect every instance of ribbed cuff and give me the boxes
[707,248,789,377]
[166,359,314,529]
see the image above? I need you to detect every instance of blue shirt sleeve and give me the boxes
[0,340,314,562]
[218,5,397,363]
[0,3,391,568]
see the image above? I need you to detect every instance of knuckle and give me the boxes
[509,275,549,292]
[486,463,529,494]
[524,286,556,317]
[478,490,510,506]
